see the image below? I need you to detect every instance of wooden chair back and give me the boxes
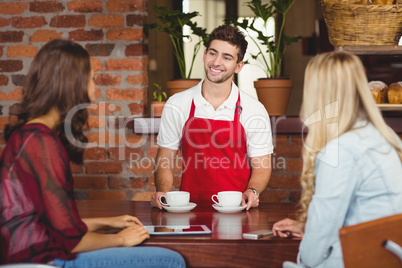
[339,213,402,268]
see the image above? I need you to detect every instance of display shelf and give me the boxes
[377,104,402,111]
[336,45,402,55]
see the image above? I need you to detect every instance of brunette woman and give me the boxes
[0,39,185,267]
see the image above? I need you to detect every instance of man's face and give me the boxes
[203,40,244,84]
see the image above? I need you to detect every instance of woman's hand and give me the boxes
[117,224,150,247]
[82,215,143,231]
[272,218,304,238]
[105,215,143,229]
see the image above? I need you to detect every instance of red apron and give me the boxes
[180,92,251,204]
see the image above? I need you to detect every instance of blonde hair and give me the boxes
[298,52,402,224]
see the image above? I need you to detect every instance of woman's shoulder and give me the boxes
[324,122,388,159]
[7,123,60,152]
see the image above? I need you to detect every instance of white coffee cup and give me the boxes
[159,191,190,207]
[211,191,242,207]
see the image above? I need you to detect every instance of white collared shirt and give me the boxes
[157,80,273,157]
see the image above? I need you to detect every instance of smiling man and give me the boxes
[150,25,273,210]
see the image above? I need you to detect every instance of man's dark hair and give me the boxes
[207,25,248,63]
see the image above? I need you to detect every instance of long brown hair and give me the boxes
[298,52,402,225]
[4,39,91,164]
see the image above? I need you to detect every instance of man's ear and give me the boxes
[235,61,244,74]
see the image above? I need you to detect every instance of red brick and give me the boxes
[147,176,155,189]
[87,116,105,128]
[30,1,64,13]
[86,133,125,146]
[106,88,144,101]
[0,61,23,72]
[125,44,147,57]
[50,15,86,28]
[0,46,2,57]
[268,174,301,189]
[68,0,102,13]
[107,29,143,41]
[126,73,146,86]
[259,190,287,202]
[69,29,103,41]
[0,88,22,100]
[106,0,144,12]
[7,45,37,57]
[11,16,47,28]
[272,134,288,145]
[274,143,302,158]
[109,176,132,189]
[125,133,145,146]
[74,175,108,189]
[106,116,134,130]
[0,2,28,15]
[131,177,146,189]
[94,74,121,86]
[173,159,182,174]
[85,43,115,56]
[83,147,107,160]
[285,158,303,173]
[87,102,121,116]
[106,59,144,71]
[290,134,305,144]
[70,162,83,174]
[147,134,158,144]
[147,145,158,159]
[0,75,8,86]
[88,190,126,200]
[132,191,153,201]
[127,161,154,175]
[0,117,10,130]
[85,161,122,174]
[0,31,24,43]
[0,133,5,144]
[0,18,10,27]
[30,30,62,42]
[172,176,182,189]
[90,58,103,72]
[128,102,144,115]
[126,14,146,27]
[88,14,124,28]
[93,88,102,100]
[109,146,144,161]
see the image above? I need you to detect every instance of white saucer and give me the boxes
[212,204,247,213]
[162,202,197,213]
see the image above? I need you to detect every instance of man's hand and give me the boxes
[150,191,166,209]
[242,189,259,210]
[272,218,304,238]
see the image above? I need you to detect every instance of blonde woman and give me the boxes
[272,52,402,267]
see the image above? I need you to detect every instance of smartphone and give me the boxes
[242,230,273,240]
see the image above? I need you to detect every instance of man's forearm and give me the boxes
[155,166,174,192]
[247,154,272,194]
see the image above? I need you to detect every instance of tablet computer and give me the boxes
[145,225,211,235]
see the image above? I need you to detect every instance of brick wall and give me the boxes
[0,0,303,202]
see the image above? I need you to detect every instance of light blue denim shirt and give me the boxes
[297,121,402,268]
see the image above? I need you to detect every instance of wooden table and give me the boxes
[77,200,300,268]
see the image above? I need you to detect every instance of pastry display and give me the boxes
[368,81,388,104]
[387,82,402,104]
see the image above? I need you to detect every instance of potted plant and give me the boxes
[151,83,167,118]
[228,0,301,115]
[145,6,209,97]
